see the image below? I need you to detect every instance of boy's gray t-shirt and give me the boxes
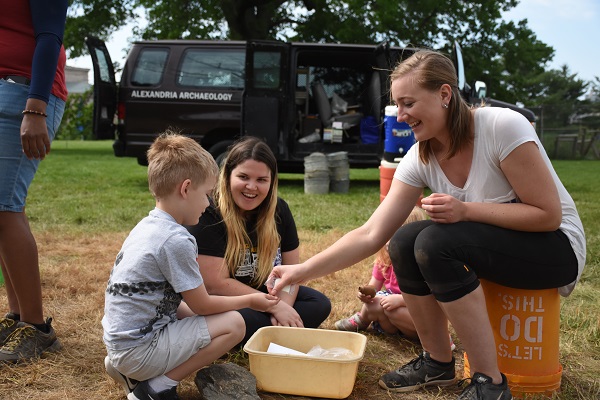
[103,208,203,351]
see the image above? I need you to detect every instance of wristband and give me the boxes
[22,109,48,117]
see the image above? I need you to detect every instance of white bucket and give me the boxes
[304,153,330,194]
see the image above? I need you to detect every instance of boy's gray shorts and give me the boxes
[107,315,211,381]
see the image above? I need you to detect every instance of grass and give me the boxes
[0,140,598,399]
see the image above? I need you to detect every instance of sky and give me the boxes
[69,0,600,85]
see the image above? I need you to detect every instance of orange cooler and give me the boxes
[464,279,562,397]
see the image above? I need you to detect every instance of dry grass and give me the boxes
[0,229,596,399]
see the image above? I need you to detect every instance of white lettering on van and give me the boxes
[130,90,234,101]
[130,90,178,99]
[178,92,233,101]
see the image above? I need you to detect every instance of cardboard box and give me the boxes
[243,326,367,399]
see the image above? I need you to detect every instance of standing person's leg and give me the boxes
[0,211,43,324]
[0,84,65,361]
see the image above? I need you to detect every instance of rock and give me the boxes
[195,363,261,400]
[358,285,377,297]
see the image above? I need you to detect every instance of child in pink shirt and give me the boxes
[335,207,455,349]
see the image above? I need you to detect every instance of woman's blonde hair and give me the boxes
[376,206,427,273]
[390,50,473,164]
[214,137,279,287]
[147,129,218,199]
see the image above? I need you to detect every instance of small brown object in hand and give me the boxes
[358,285,377,297]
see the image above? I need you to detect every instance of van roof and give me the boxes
[130,39,410,52]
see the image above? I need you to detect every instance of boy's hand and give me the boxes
[248,293,280,312]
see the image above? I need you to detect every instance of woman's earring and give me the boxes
[442,103,449,109]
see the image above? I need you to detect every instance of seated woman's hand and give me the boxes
[269,301,304,327]
[248,293,280,312]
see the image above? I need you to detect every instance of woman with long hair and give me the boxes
[187,137,331,346]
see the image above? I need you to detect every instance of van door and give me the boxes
[371,42,393,124]
[84,36,117,140]
[243,40,291,157]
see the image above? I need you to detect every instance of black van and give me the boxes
[86,38,535,171]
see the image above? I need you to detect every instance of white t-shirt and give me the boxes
[394,106,585,296]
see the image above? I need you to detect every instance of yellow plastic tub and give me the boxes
[243,326,367,399]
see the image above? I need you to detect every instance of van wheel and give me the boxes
[209,141,234,168]
[137,155,149,166]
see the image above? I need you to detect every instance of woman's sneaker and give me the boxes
[379,351,456,392]
[128,380,180,400]
[334,312,370,331]
[458,372,513,400]
[105,356,139,395]
[0,317,61,363]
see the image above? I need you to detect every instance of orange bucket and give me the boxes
[379,160,398,202]
[463,279,562,397]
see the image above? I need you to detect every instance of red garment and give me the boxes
[0,0,67,101]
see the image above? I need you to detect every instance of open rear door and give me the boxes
[84,36,117,140]
[371,42,393,124]
[452,41,469,98]
[242,40,290,156]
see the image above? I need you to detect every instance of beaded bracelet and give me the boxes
[22,109,48,117]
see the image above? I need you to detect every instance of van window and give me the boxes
[93,48,114,84]
[131,48,169,86]
[253,51,281,89]
[177,49,245,89]
[310,66,367,105]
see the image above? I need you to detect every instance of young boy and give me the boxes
[102,131,279,400]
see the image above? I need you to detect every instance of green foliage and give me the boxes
[65,0,136,58]
[65,1,557,104]
[57,89,94,141]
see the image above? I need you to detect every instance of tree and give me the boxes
[525,66,588,129]
[64,0,556,104]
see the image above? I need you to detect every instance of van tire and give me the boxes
[137,155,148,166]
[209,141,234,167]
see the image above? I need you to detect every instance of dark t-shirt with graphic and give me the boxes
[187,197,299,288]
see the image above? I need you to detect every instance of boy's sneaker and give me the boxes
[128,380,180,400]
[0,313,19,346]
[379,351,456,392]
[0,317,62,363]
[334,312,370,331]
[458,372,513,400]
[105,356,139,395]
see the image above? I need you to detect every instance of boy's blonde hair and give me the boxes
[147,129,218,199]
[376,206,427,270]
